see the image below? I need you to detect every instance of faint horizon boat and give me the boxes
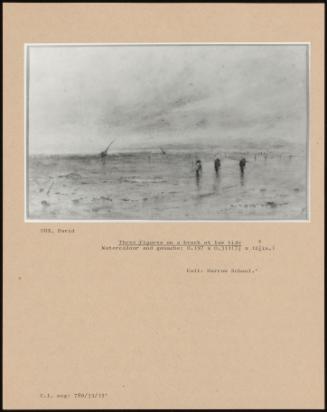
[160,147,167,155]
[100,139,115,158]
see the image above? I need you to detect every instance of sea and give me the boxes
[27,150,307,220]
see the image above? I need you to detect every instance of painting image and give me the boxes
[26,44,308,220]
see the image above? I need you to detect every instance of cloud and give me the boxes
[28,45,308,154]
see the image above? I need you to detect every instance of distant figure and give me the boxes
[214,158,221,174]
[195,160,202,177]
[195,160,202,188]
[239,158,247,174]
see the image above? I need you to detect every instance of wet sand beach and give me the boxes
[27,151,307,220]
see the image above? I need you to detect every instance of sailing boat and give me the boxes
[100,139,115,158]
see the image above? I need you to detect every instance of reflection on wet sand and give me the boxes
[195,173,201,190]
[240,169,245,186]
[213,170,221,193]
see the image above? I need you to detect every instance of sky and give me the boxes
[28,44,308,154]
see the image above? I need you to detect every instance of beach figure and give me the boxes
[195,160,202,177]
[214,158,221,174]
[195,160,202,188]
[239,158,247,174]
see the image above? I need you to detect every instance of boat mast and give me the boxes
[100,139,115,157]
